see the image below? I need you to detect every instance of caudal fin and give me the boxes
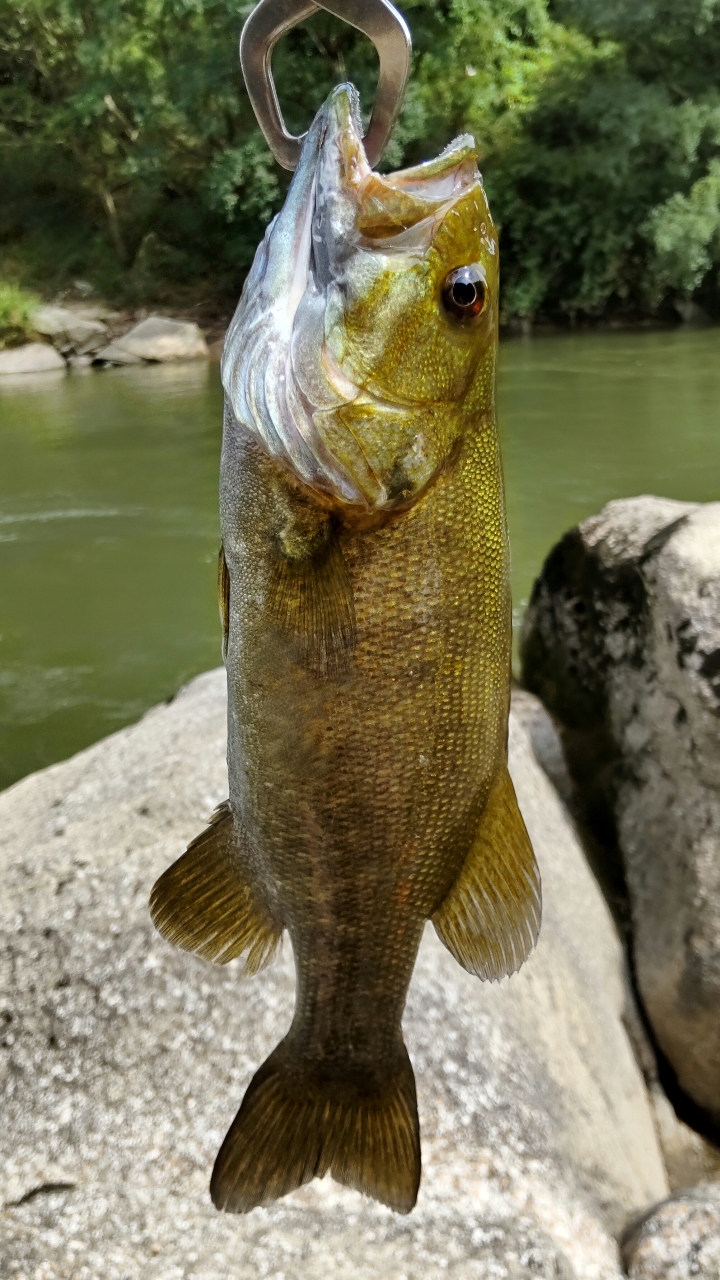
[210,1041,420,1214]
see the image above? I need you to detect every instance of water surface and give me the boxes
[1,328,719,791]
[0,363,222,790]
[499,327,720,626]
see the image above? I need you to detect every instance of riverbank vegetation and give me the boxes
[1,0,720,325]
[0,283,40,347]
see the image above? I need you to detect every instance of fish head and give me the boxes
[222,84,498,513]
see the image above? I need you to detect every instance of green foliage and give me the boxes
[1,0,720,319]
[644,161,720,300]
[0,282,40,347]
[522,0,720,317]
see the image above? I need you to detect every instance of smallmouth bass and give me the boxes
[150,84,540,1216]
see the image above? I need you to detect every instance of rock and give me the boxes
[32,303,74,336]
[93,339,143,365]
[521,497,720,1130]
[0,674,668,1279]
[33,304,82,337]
[650,1088,720,1191]
[33,304,109,354]
[61,319,109,355]
[97,315,209,364]
[619,963,720,1190]
[0,342,66,376]
[620,1183,720,1278]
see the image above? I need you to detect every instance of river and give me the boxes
[1,328,719,792]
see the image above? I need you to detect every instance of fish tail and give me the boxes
[210,1039,420,1215]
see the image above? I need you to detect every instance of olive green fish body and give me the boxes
[221,401,508,1028]
[150,83,540,1216]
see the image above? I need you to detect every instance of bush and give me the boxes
[0,282,40,347]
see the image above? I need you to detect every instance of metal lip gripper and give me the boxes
[240,0,412,170]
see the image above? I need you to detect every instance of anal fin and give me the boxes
[433,766,541,981]
[149,801,281,974]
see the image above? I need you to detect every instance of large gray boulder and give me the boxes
[0,673,667,1279]
[96,315,208,364]
[0,342,66,376]
[512,689,720,1192]
[521,496,720,1131]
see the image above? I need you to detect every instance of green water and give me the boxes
[1,329,719,792]
[499,328,720,628]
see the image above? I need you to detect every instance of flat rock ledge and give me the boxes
[521,497,720,1133]
[1,672,669,1279]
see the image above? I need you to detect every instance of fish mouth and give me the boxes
[313,83,480,270]
[326,82,479,205]
[222,84,484,510]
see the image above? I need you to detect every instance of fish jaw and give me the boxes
[222,83,499,514]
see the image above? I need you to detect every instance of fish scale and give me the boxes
[150,82,541,1216]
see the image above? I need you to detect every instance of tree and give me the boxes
[1,0,719,319]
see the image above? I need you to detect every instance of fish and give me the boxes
[149,83,541,1217]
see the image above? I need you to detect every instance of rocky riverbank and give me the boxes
[0,302,218,379]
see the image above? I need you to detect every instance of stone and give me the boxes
[0,674,668,1279]
[619,964,720,1191]
[649,1088,720,1191]
[97,315,209,363]
[620,1183,720,1279]
[62,319,109,355]
[521,496,720,1130]
[93,339,143,365]
[0,342,66,376]
[33,303,82,337]
[33,304,109,354]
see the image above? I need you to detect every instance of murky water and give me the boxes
[1,328,719,792]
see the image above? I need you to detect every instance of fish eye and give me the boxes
[442,265,487,321]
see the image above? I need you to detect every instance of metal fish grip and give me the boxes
[240,0,412,170]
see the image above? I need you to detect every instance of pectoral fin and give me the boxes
[149,801,281,974]
[433,767,541,981]
[267,533,356,677]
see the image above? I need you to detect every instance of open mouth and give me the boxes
[317,83,480,244]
